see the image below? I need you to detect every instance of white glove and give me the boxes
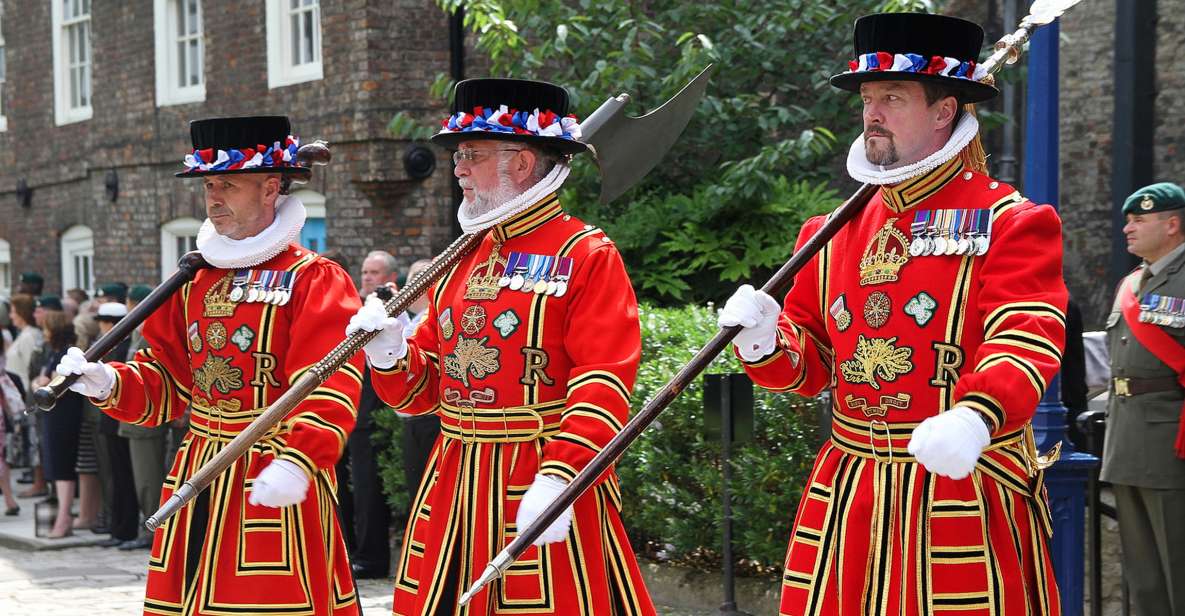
[249,459,310,508]
[55,346,117,400]
[345,296,410,369]
[718,284,782,362]
[515,474,574,546]
[907,406,991,479]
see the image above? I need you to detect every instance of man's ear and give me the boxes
[934,96,959,132]
[262,175,283,206]
[514,149,538,183]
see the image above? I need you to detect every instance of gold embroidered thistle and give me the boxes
[464,244,507,301]
[193,353,245,396]
[839,335,913,391]
[859,221,911,286]
[444,336,501,387]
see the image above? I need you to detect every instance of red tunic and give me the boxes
[742,157,1066,616]
[96,244,364,616]
[371,194,656,615]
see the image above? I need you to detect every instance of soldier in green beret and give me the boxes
[1104,180,1185,615]
[94,283,128,305]
[18,272,43,296]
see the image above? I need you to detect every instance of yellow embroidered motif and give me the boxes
[193,353,244,395]
[443,335,501,387]
[464,244,507,301]
[206,322,228,350]
[203,272,237,318]
[839,335,914,390]
[859,220,911,286]
[192,394,243,413]
[845,393,912,418]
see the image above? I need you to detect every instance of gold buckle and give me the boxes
[1113,377,1131,397]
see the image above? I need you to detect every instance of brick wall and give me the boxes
[0,0,456,295]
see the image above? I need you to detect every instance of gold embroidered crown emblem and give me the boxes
[859,221,911,286]
[203,272,237,318]
[464,247,507,301]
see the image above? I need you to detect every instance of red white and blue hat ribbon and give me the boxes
[846,52,988,82]
[439,105,583,142]
[182,136,301,173]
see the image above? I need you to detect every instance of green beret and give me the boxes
[96,283,128,303]
[36,295,63,311]
[20,272,43,284]
[129,285,152,303]
[1123,182,1185,215]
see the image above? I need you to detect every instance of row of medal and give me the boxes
[908,208,993,257]
[1138,293,1185,327]
[498,253,574,297]
[228,269,297,305]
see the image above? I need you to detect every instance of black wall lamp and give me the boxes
[403,144,436,180]
[15,179,32,209]
[105,169,119,202]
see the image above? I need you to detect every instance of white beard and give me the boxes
[459,172,524,219]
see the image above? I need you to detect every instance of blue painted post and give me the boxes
[1023,10,1098,616]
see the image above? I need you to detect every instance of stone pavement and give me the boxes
[0,542,715,615]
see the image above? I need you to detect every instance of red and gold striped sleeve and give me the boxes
[954,202,1067,434]
[94,285,194,427]
[538,245,641,483]
[275,259,364,478]
[370,286,443,416]
[740,215,835,396]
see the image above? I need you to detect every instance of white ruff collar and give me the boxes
[458,164,570,234]
[846,113,979,185]
[196,194,306,269]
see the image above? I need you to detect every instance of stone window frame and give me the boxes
[0,1,7,132]
[0,238,11,299]
[61,225,95,295]
[52,0,93,126]
[265,0,323,89]
[154,0,206,107]
[290,189,327,253]
[160,217,201,281]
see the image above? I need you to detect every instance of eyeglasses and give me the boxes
[452,146,525,165]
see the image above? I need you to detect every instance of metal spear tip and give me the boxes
[457,561,502,606]
[1024,0,1083,25]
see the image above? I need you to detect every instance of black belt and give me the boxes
[1111,376,1183,397]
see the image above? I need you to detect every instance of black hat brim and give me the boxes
[830,70,998,104]
[430,130,590,156]
[174,166,312,179]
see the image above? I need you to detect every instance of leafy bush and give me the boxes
[619,303,821,575]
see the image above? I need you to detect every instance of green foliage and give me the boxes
[373,408,411,516]
[618,303,821,574]
[425,0,932,304]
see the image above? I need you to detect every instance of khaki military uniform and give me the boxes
[1103,243,1185,616]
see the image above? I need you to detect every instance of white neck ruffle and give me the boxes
[458,164,571,234]
[196,194,306,269]
[846,113,979,186]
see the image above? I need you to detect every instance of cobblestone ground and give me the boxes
[0,543,712,615]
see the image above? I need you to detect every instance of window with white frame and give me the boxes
[52,0,93,125]
[266,0,322,89]
[291,189,326,253]
[160,217,201,280]
[1,2,8,132]
[154,0,205,106]
[61,225,95,295]
[0,239,11,299]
